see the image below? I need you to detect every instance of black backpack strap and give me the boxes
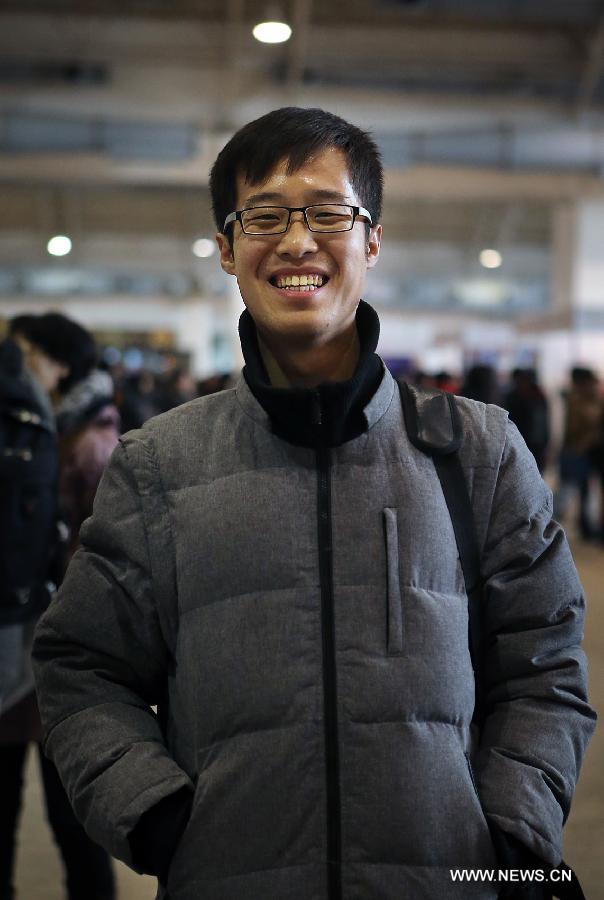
[398,380,485,718]
[398,380,463,456]
[545,860,586,900]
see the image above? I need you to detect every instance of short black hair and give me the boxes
[9,314,37,339]
[13,312,97,392]
[209,107,383,236]
[571,366,597,386]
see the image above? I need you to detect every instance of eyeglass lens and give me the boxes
[240,205,355,234]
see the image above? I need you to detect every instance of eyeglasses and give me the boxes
[223,204,372,235]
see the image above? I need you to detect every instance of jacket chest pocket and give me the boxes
[383,507,404,655]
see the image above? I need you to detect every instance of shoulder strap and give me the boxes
[398,381,463,455]
[397,380,484,715]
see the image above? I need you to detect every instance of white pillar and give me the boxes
[549,198,604,378]
[572,200,604,321]
[174,299,214,379]
[221,275,245,372]
[551,201,576,321]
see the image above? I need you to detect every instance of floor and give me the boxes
[12,540,604,900]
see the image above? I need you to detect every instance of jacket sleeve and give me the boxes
[473,419,596,867]
[32,436,193,868]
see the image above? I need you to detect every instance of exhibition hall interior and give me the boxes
[0,0,602,897]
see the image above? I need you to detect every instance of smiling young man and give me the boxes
[33,108,595,900]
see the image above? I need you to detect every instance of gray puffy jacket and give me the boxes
[32,365,595,900]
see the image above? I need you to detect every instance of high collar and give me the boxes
[239,300,383,448]
[55,369,115,435]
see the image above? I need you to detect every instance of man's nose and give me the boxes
[275,211,319,257]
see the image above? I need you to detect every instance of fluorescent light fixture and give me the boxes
[192,238,216,258]
[252,21,292,43]
[479,248,502,269]
[47,235,72,257]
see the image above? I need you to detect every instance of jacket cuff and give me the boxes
[489,823,550,899]
[490,823,546,868]
[127,785,194,879]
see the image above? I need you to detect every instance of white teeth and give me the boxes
[274,273,325,289]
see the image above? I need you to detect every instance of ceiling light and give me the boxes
[47,235,72,257]
[252,20,292,43]
[192,238,216,258]
[479,248,502,269]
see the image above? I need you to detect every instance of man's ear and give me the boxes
[216,232,236,275]
[366,224,381,270]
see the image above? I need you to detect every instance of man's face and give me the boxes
[216,147,381,348]
[14,335,68,394]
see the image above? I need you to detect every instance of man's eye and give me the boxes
[313,208,351,221]
[246,211,281,222]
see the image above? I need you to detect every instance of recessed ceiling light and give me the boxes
[192,238,216,258]
[252,21,292,43]
[479,248,502,269]
[47,234,72,257]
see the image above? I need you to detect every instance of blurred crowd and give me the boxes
[409,364,604,543]
[112,366,235,433]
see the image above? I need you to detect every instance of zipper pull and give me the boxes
[310,391,322,427]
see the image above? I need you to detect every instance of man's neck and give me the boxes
[257,327,360,389]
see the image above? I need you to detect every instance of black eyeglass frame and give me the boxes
[222,204,373,235]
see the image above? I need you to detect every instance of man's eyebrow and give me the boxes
[242,189,352,207]
[310,190,351,203]
[243,192,284,207]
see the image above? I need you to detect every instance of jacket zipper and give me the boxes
[311,392,342,900]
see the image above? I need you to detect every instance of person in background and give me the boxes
[156,367,198,414]
[459,363,500,405]
[433,370,458,394]
[503,368,550,473]
[591,399,604,544]
[55,365,120,563]
[0,313,116,900]
[117,369,161,431]
[556,367,602,540]
[196,371,236,397]
[0,316,58,720]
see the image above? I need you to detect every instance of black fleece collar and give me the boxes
[239,300,383,448]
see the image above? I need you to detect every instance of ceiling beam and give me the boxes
[385,165,604,202]
[0,2,591,34]
[1,149,604,202]
[0,12,580,72]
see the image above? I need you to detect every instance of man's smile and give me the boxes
[268,269,331,296]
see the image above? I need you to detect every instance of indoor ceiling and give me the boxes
[0,0,602,311]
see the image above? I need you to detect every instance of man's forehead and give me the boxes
[234,147,355,206]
